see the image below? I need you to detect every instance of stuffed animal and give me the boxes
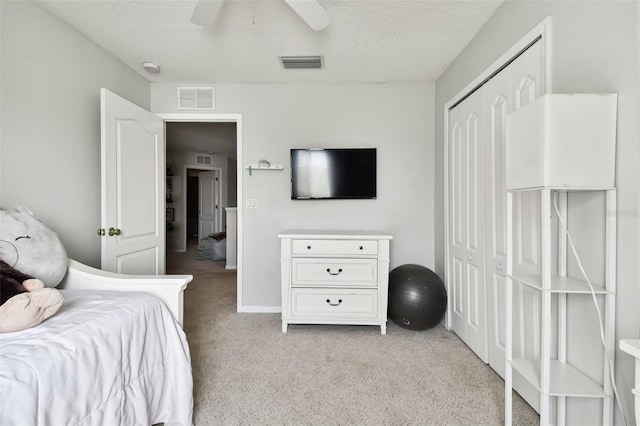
[0,207,67,333]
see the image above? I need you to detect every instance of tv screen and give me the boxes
[291,148,377,200]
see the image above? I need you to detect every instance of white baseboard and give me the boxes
[239,305,282,313]
[225,265,237,270]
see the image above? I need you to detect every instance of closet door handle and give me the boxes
[326,268,343,276]
[468,254,474,262]
[108,227,121,236]
[497,264,504,271]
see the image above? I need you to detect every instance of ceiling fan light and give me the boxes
[283,0,330,31]
[191,0,224,26]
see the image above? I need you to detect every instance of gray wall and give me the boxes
[0,0,150,267]
[435,1,639,424]
[153,83,435,307]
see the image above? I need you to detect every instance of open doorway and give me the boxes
[160,113,244,312]
[185,167,223,251]
[164,121,237,255]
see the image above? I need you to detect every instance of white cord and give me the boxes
[553,192,627,426]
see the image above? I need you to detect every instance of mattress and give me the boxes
[0,290,193,425]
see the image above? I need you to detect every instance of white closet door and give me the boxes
[509,41,544,366]
[448,89,487,361]
[483,69,511,376]
[449,103,466,336]
[483,40,544,411]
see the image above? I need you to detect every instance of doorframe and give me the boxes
[184,166,223,243]
[157,112,243,313]
[443,17,552,329]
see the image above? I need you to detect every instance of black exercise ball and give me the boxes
[388,264,447,331]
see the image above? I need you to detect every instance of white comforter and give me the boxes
[0,290,193,426]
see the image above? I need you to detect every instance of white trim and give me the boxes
[443,16,551,329]
[157,112,244,313]
[239,305,282,313]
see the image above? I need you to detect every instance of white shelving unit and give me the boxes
[504,187,617,426]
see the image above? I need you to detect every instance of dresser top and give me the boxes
[278,230,392,240]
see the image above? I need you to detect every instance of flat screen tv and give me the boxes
[291,148,377,200]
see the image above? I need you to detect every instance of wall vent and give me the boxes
[178,87,215,110]
[196,154,213,166]
[279,55,323,69]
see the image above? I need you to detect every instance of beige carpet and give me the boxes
[167,250,538,425]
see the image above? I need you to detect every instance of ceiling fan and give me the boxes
[191,0,331,31]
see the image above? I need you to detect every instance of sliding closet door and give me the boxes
[483,69,511,376]
[448,89,487,361]
[484,40,544,411]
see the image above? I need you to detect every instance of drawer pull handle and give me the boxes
[326,268,343,276]
[307,245,311,250]
[359,246,363,250]
[326,298,342,306]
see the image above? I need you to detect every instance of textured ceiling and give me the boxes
[35,0,504,84]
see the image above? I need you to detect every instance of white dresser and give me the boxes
[279,231,392,334]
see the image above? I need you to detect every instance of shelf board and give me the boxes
[620,339,640,358]
[507,186,615,193]
[245,164,284,171]
[510,358,607,397]
[510,274,612,294]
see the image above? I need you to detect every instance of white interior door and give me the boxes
[484,68,511,376]
[198,170,220,240]
[448,89,488,361]
[449,102,466,337]
[101,88,165,274]
[483,40,544,411]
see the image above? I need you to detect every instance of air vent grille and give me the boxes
[196,154,213,166]
[178,87,215,110]
[279,55,323,69]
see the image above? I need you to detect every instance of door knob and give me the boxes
[108,227,121,236]
[497,264,504,271]
[97,228,105,236]
[468,255,474,261]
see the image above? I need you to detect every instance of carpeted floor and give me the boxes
[167,249,539,425]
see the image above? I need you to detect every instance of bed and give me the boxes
[0,259,194,426]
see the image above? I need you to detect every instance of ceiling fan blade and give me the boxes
[284,0,330,31]
[191,0,225,27]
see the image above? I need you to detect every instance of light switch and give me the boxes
[246,198,258,209]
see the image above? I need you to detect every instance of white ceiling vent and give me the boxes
[178,87,215,110]
[279,55,323,69]
[196,154,213,166]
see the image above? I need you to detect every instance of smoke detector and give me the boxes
[142,62,160,73]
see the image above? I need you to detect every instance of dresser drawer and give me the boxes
[292,258,378,287]
[292,239,378,256]
[290,288,378,318]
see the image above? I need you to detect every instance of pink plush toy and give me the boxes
[0,260,63,333]
[0,207,67,333]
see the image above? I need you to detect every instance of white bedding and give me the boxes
[0,290,193,426]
